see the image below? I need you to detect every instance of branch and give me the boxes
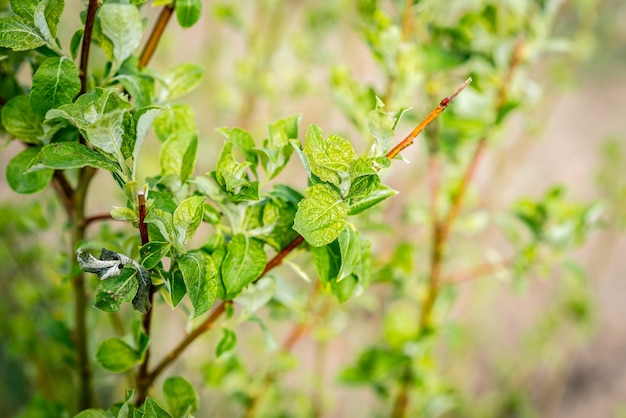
[443,259,512,285]
[135,192,153,405]
[139,4,175,69]
[147,235,306,384]
[79,0,101,95]
[386,77,472,160]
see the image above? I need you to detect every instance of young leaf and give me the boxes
[161,63,203,100]
[29,57,81,118]
[215,329,237,359]
[168,269,187,308]
[311,240,341,283]
[221,234,267,299]
[143,397,173,418]
[338,225,360,282]
[163,376,199,418]
[175,0,202,28]
[348,184,397,215]
[367,98,410,157]
[96,337,141,372]
[1,95,43,144]
[217,127,257,172]
[132,106,164,173]
[347,158,380,199]
[94,268,139,312]
[293,183,349,247]
[33,0,63,50]
[329,274,358,303]
[160,131,198,182]
[98,3,143,74]
[255,114,300,179]
[140,241,171,270]
[303,124,358,187]
[173,196,205,249]
[6,147,53,194]
[177,251,217,318]
[73,409,110,418]
[27,142,120,172]
[145,208,174,244]
[153,104,196,142]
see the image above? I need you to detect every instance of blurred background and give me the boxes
[2,0,626,417]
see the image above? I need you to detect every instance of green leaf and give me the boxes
[30,57,80,118]
[311,240,341,283]
[94,268,139,312]
[175,0,202,28]
[161,63,203,100]
[153,104,196,142]
[110,206,137,221]
[173,196,205,249]
[293,183,349,247]
[143,397,172,418]
[27,142,120,172]
[160,131,198,182]
[347,158,380,199]
[10,0,39,21]
[329,274,358,303]
[96,337,140,372]
[338,225,360,282]
[132,106,164,172]
[116,73,154,109]
[215,329,236,359]
[348,184,397,215]
[167,269,187,308]
[98,3,143,74]
[214,142,259,201]
[6,147,53,194]
[69,28,83,60]
[217,127,257,172]
[177,251,217,318]
[140,241,171,270]
[46,88,132,164]
[303,124,358,187]
[145,208,174,244]
[34,0,63,46]
[163,376,199,418]
[367,100,410,157]
[255,114,300,179]
[221,234,267,299]
[0,17,45,51]
[1,95,43,144]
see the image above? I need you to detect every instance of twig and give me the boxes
[386,77,472,160]
[147,235,306,384]
[139,4,175,69]
[443,259,512,285]
[81,213,119,228]
[135,192,153,406]
[79,0,101,95]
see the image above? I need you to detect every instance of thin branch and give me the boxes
[139,4,175,69]
[386,77,472,160]
[443,259,512,285]
[79,0,101,95]
[52,171,74,216]
[135,192,153,406]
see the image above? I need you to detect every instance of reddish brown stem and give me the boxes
[135,192,153,406]
[139,4,175,69]
[444,259,512,285]
[79,0,101,95]
[386,77,472,160]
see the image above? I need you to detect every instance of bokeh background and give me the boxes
[2,1,626,417]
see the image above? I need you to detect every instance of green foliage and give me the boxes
[0,0,608,417]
